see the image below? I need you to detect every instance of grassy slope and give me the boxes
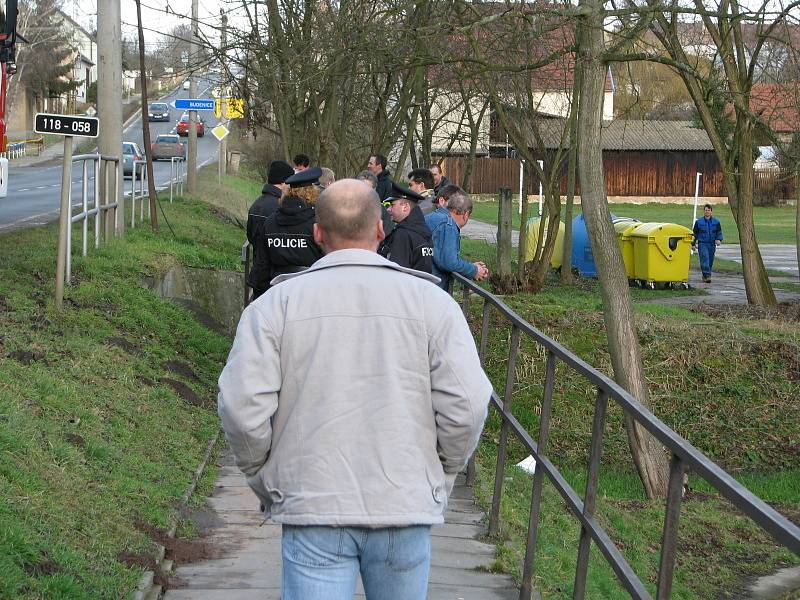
[0,195,245,599]
[470,201,797,245]
[457,239,799,598]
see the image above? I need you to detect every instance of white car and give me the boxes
[183,80,190,90]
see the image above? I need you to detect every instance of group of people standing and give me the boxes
[245,153,490,300]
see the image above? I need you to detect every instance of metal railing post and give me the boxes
[130,162,136,229]
[66,170,73,284]
[573,388,609,599]
[519,349,557,600]
[94,157,101,248]
[81,159,88,257]
[137,162,146,222]
[656,454,686,599]
[488,325,522,537]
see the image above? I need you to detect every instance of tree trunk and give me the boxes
[561,72,581,284]
[796,169,800,278]
[577,0,668,499]
[732,133,777,305]
[136,0,159,232]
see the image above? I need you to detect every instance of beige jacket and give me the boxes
[217,249,491,527]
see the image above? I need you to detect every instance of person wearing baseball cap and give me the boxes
[378,181,434,274]
[247,160,295,299]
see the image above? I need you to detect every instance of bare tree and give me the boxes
[577,0,669,499]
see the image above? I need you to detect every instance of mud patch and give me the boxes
[8,349,44,365]
[107,336,144,357]
[22,551,64,577]
[159,377,207,407]
[177,504,224,537]
[134,517,219,565]
[162,360,199,382]
[136,375,157,387]
[117,552,171,587]
[0,294,10,312]
[63,433,85,448]
[691,301,800,322]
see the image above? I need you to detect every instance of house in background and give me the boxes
[7,9,97,137]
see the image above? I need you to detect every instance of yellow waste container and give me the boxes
[629,222,694,284]
[524,217,565,268]
[613,219,642,279]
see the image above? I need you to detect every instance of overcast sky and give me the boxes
[63,0,240,50]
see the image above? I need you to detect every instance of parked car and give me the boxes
[122,142,144,178]
[182,79,190,90]
[151,134,186,161]
[176,114,205,137]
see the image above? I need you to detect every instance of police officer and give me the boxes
[247,160,294,300]
[259,167,324,293]
[379,181,434,273]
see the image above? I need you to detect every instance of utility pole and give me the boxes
[97,0,123,236]
[187,0,199,193]
[135,0,158,231]
[219,9,228,179]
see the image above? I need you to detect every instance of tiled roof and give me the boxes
[517,118,714,151]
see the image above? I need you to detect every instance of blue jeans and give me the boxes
[698,243,716,277]
[281,525,431,600]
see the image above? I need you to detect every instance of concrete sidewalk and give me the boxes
[164,451,520,600]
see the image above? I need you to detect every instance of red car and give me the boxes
[176,114,205,137]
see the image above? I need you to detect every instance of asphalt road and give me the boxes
[0,79,223,233]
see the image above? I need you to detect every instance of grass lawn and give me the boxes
[454,265,799,598]
[0,190,244,598]
[470,201,797,245]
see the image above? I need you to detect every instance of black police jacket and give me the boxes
[261,195,324,290]
[379,204,434,273]
[246,183,282,292]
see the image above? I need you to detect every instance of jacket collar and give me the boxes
[271,248,440,285]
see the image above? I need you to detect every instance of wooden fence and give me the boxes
[440,155,798,203]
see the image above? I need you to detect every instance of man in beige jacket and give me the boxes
[218,179,492,600]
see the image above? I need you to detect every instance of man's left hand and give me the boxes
[715,240,721,246]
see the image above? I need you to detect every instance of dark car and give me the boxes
[151,134,186,161]
[147,102,170,122]
[176,114,205,137]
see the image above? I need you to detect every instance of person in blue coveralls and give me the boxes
[692,204,723,283]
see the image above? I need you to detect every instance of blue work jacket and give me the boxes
[693,216,723,245]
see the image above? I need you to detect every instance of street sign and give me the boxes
[34,113,99,138]
[173,98,215,111]
[226,99,245,119]
[85,106,96,117]
[211,124,229,141]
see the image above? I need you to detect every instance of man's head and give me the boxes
[319,167,336,189]
[268,160,294,191]
[704,203,713,218]
[429,164,444,187]
[367,154,387,175]
[385,181,424,223]
[314,179,384,253]
[357,170,378,189]
[407,168,434,194]
[293,153,310,172]
[434,183,462,208]
[445,187,473,228]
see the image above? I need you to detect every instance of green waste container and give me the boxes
[524,217,565,268]
[629,222,694,285]
[613,219,642,279]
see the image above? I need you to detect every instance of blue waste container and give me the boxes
[570,214,628,277]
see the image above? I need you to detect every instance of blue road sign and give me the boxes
[173,98,215,111]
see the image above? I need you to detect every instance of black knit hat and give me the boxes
[268,160,294,184]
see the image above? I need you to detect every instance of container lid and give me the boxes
[628,222,693,238]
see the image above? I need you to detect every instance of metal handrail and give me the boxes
[452,272,800,600]
[130,160,148,228]
[170,156,186,203]
[65,153,120,284]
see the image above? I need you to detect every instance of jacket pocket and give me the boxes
[426,466,447,504]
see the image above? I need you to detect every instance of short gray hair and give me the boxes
[319,167,336,188]
[317,179,381,242]
[446,188,473,214]
[357,170,378,189]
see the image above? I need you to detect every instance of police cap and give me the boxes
[285,166,322,188]
[385,181,424,203]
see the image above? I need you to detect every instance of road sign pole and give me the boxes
[55,136,74,309]
[187,0,198,194]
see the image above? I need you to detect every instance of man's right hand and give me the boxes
[473,262,489,281]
